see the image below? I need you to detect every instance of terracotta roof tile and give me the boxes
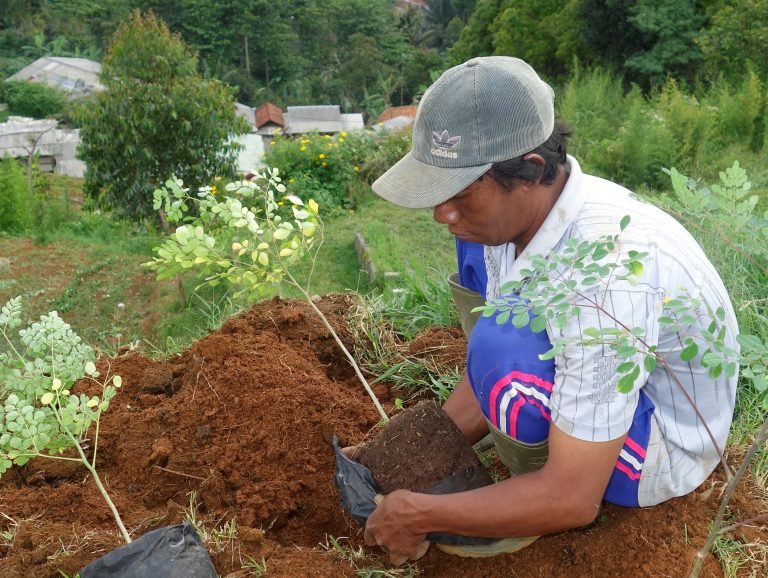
[377,105,418,123]
[255,103,285,128]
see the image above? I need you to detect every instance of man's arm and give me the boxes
[364,423,625,557]
[441,371,489,444]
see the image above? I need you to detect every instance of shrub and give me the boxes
[0,157,32,233]
[2,80,68,119]
[265,130,376,210]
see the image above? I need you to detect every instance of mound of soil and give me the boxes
[0,296,765,578]
[353,400,491,493]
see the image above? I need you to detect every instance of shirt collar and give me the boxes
[485,155,588,297]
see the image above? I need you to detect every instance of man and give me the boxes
[367,56,738,562]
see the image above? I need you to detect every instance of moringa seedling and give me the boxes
[0,297,130,543]
[145,168,388,421]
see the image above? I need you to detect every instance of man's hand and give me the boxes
[365,493,430,565]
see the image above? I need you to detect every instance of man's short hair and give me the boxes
[487,120,572,189]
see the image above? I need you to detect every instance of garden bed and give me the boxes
[0,296,764,577]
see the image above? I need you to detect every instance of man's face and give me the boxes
[432,174,541,248]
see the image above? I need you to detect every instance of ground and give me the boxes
[0,296,765,578]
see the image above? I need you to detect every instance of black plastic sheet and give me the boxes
[79,523,217,578]
[333,436,498,546]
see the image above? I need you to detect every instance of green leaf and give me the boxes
[617,365,640,393]
[496,310,511,325]
[680,342,699,362]
[617,361,635,373]
[644,356,657,373]
[512,312,529,329]
[620,215,631,231]
[617,345,636,358]
[530,315,547,333]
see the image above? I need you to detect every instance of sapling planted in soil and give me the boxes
[0,297,130,543]
[144,169,388,420]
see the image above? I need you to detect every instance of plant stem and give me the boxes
[689,416,768,578]
[72,438,132,544]
[286,271,388,421]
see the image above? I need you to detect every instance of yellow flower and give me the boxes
[354,165,360,172]
[300,146,306,152]
[341,131,348,137]
[338,137,344,143]
[278,201,284,206]
[210,185,217,196]
[319,153,325,159]
[322,161,328,167]
[289,178,295,183]
[324,134,331,139]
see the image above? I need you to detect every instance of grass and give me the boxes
[320,535,421,578]
[713,535,768,578]
[285,188,456,298]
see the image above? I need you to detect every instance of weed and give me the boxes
[320,535,420,578]
[241,554,267,577]
[713,534,768,578]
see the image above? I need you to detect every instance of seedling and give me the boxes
[0,298,129,543]
[144,169,388,420]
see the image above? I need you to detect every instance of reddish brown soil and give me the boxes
[0,296,765,577]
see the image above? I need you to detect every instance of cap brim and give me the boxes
[372,151,491,209]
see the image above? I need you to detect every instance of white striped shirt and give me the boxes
[484,156,738,506]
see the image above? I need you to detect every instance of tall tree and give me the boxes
[76,10,247,222]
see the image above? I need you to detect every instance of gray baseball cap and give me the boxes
[372,57,555,208]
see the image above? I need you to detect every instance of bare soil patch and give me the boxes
[0,296,764,577]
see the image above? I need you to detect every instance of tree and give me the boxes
[447,0,501,65]
[697,0,768,83]
[624,0,705,88]
[75,11,248,223]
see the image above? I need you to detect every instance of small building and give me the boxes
[282,105,364,135]
[254,102,285,141]
[0,116,85,176]
[375,105,418,131]
[7,56,103,96]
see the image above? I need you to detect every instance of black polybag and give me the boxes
[79,523,217,578]
[333,436,498,546]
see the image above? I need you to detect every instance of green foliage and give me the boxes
[0,157,32,233]
[1,80,68,119]
[75,10,248,223]
[145,169,320,300]
[698,0,768,84]
[145,168,388,420]
[265,131,377,210]
[0,296,129,540]
[623,0,705,88]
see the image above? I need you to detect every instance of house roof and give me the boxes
[235,102,256,128]
[0,117,61,157]
[283,105,364,134]
[7,56,103,95]
[377,105,418,123]
[255,102,285,129]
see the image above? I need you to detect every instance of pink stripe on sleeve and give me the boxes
[624,436,647,459]
[507,397,526,438]
[615,460,642,480]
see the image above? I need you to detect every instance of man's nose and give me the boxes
[433,200,459,225]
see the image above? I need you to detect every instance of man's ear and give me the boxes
[522,153,545,187]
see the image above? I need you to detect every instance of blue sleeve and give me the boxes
[455,238,488,299]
